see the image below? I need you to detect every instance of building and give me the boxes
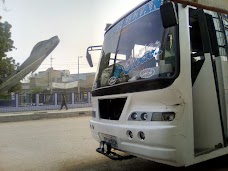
[28,68,95,93]
[21,83,30,93]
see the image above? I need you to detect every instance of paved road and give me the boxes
[0,117,228,171]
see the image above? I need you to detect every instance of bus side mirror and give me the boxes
[160,2,178,28]
[86,45,102,68]
[86,50,93,67]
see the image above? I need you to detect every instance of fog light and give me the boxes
[127,130,133,139]
[138,131,145,140]
[131,112,138,120]
[141,113,148,120]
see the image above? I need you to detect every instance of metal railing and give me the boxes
[0,91,92,113]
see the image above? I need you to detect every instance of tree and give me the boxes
[0,21,14,57]
[0,19,21,93]
[31,87,43,94]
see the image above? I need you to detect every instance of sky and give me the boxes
[0,0,143,75]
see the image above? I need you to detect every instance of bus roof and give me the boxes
[105,0,150,34]
[105,0,228,35]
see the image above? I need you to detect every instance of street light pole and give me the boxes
[50,55,54,94]
[78,56,82,101]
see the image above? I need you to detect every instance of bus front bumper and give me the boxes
[90,119,180,166]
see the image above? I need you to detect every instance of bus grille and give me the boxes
[99,98,127,120]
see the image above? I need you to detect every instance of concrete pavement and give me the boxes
[0,107,92,123]
[0,117,227,171]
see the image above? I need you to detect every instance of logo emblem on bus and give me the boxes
[109,76,117,85]
[140,68,155,78]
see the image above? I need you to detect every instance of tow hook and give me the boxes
[96,141,135,160]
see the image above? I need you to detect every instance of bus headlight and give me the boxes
[131,112,138,120]
[152,112,175,121]
[141,112,148,120]
[128,112,175,121]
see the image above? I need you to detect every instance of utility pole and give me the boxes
[78,56,82,102]
[50,55,54,94]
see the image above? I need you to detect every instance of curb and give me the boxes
[0,111,92,123]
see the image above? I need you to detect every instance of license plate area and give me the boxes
[99,133,118,148]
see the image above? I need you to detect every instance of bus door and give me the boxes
[189,9,226,156]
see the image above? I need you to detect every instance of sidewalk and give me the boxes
[0,107,92,123]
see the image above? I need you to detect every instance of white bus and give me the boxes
[86,0,228,166]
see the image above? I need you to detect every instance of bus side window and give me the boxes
[190,17,204,56]
[189,13,205,85]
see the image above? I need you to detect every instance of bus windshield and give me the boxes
[94,0,178,90]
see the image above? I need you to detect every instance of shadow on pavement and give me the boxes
[62,154,228,171]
